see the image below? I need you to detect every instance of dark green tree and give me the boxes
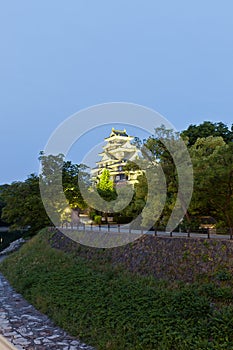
[116,173,147,221]
[39,153,89,225]
[1,174,51,233]
[39,152,67,225]
[0,185,8,227]
[190,136,233,231]
[142,125,192,229]
[181,121,233,146]
[62,161,88,210]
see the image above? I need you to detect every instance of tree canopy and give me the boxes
[123,124,233,231]
[1,155,89,233]
[1,121,233,233]
[1,174,51,233]
[181,121,233,146]
[190,136,233,230]
[97,169,116,201]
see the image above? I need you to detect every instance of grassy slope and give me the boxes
[1,229,233,349]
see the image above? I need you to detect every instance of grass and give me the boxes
[1,228,233,349]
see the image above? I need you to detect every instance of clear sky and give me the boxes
[1,1,233,184]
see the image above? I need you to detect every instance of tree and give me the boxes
[97,169,116,202]
[141,125,193,230]
[39,153,89,225]
[0,185,8,226]
[62,161,88,210]
[181,121,233,146]
[39,152,67,225]
[1,174,51,233]
[189,136,233,231]
[119,125,192,230]
[114,173,147,222]
[94,169,116,221]
[1,154,90,233]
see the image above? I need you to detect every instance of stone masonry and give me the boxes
[0,240,95,350]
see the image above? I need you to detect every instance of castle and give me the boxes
[91,128,140,185]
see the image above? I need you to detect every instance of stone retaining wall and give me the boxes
[50,230,233,282]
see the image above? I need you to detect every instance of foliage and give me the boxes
[94,215,102,224]
[1,121,233,235]
[62,160,89,210]
[181,121,233,146]
[124,123,233,231]
[0,185,8,226]
[39,153,89,225]
[97,169,116,202]
[189,136,233,229]
[2,229,233,349]
[142,126,178,224]
[94,169,117,221]
[39,152,68,225]
[1,154,90,232]
[112,173,146,224]
[134,125,192,229]
[1,174,51,234]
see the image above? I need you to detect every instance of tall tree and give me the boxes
[39,153,67,225]
[115,173,147,221]
[39,153,89,225]
[95,169,117,221]
[181,121,233,146]
[142,125,192,229]
[190,136,233,230]
[62,161,88,210]
[0,185,8,227]
[1,174,51,233]
[97,169,116,202]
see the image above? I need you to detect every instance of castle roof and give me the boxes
[91,128,141,184]
[110,128,128,137]
[104,128,133,141]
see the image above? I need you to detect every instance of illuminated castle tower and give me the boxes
[91,128,140,185]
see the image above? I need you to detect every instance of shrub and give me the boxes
[94,215,102,225]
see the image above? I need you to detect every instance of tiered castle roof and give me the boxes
[92,128,139,185]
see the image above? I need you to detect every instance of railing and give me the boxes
[0,335,17,350]
[60,223,233,240]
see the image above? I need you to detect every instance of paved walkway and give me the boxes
[62,225,232,240]
[0,242,95,350]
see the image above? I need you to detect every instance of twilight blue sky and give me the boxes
[1,1,233,184]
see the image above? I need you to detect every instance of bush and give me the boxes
[89,211,96,220]
[215,268,232,281]
[94,215,102,225]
